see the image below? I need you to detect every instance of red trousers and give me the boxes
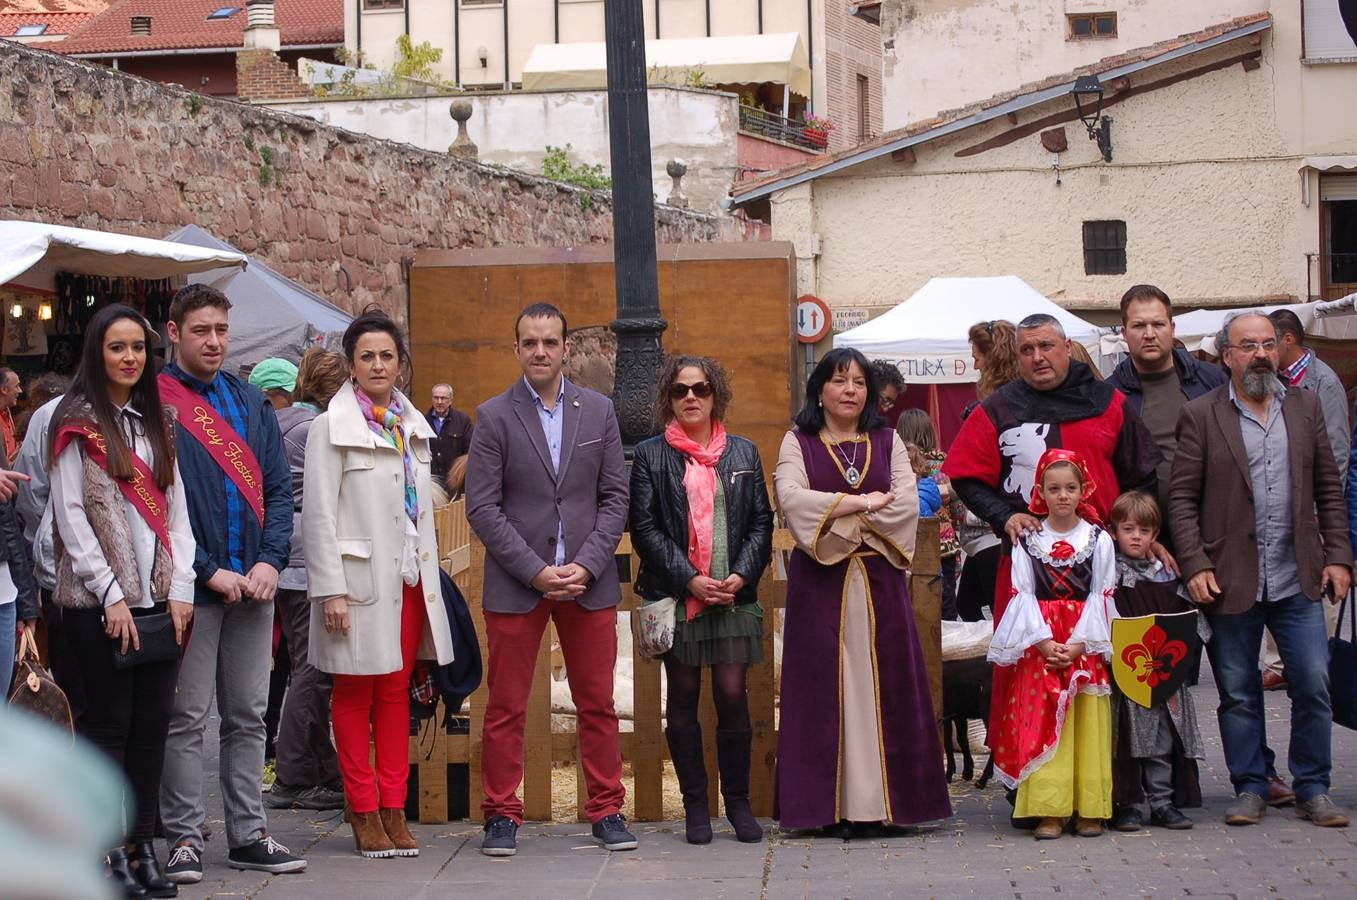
[482,598,624,824]
[331,582,425,814]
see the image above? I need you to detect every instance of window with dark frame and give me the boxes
[461,0,501,6]
[1067,12,1117,39]
[362,0,404,10]
[1082,220,1127,275]
[207,6,240,19]
[856,74,870,141]
[15,23,48,35]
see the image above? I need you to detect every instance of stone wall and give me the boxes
[0,40,731,316]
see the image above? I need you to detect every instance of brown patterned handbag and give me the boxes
[7,627,73,738]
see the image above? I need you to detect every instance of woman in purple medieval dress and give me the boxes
[773,347,952,838]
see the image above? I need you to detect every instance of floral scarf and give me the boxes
[355,386,419,524]
[664,418,728,621]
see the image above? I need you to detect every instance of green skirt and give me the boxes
[670,601,764,667]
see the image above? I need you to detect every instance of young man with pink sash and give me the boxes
[155,285,304,883]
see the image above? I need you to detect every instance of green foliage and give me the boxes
[185,94,204,116]
[315,37,454,98]
[542,145,611,192]
[243,134,255,151]
[259,145,276,166]
[258,163,273,187]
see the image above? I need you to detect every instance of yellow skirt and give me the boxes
[1013,692,1112,820]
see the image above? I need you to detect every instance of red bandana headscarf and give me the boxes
[1029,448,1102,527]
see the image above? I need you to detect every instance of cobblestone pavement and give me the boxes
[178,679,1357,899]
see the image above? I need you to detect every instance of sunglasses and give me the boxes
[669,381,714,400]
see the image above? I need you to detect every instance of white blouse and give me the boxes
[987,519,1115,666]
[51,404,197,608]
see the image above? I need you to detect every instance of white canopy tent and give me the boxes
[1098,293,1357,358]
[521,33,812,97]
[0,220,246,288]
[165,225,352,370]
[833,276,1105,384]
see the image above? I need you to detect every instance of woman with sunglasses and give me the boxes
[629,356,773,845]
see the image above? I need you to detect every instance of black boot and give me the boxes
[130,842,178,898]
[665,722,712,844]
[106,848,149,899]
[716,728,764,843]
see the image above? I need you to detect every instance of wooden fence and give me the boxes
[412,499,942,824]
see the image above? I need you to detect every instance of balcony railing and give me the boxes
[738,106,828,152]
[1305,252,1357,300]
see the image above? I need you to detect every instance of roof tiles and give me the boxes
[54,0,342,55]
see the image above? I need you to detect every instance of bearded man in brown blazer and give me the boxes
[1169,311,1351,829]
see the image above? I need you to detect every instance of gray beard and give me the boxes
[1240,369,1285,400]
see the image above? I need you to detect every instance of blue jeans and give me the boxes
[1205,593,1333,802]
[0,601,14,699]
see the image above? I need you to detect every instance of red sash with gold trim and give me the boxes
[54,419,174,552]
[158,373,266,525]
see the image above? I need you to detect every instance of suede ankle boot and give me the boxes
[665,722,713,844]
[716,727,764,843]
[346,805,396,858]
[379,808,420,857]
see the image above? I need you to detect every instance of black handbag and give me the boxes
[1329,590,1357,731]
[110,607,180,670]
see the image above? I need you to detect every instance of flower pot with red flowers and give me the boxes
[802,114,834,149]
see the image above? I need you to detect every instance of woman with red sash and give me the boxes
[773,348,952,837]
[49,304,196,899]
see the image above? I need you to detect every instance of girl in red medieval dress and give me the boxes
[987,449,1115,840]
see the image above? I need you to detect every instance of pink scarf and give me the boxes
[664,419,728,621]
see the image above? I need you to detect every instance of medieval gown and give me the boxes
[774,427,953,828]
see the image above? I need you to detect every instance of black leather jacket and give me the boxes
[628,433,774,606]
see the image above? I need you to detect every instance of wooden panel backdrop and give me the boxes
[408,242,797,473]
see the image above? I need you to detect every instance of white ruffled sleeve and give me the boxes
[1069,528,1116,660]
[987,541,1052,666]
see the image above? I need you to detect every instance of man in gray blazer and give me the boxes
[466,302,634,857]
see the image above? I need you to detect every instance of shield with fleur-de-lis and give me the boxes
[1112,612,1201,708]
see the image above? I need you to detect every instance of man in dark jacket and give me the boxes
[1106,285,1226,527]
[157,286,304,883]
[427,382,473,496]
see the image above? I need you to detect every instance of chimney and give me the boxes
[130,15,151,35]
[242,0,280,51]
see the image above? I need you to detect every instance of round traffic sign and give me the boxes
[796,295,832,344]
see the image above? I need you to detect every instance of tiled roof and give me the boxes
[54,0,342,55]
[0,0,106,11]
[734,11,1272,199]
[0,12,97,34]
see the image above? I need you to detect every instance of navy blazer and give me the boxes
[168,369,293,604]
[465,378,628,614]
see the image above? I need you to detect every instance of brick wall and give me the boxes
[824,1,884,151]
[236,48,311,102]
[0,40,729,316]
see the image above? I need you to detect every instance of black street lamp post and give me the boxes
[604,0,667,450]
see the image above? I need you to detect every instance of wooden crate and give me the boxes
[415,503,944,823]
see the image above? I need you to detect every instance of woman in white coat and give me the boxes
[303,309,454,859]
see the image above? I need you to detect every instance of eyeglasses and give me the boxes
[1229,340,1278,354]
[669,381,714,400]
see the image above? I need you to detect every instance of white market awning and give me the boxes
[834,276,1105,384]
[520,33,811,97]
[1302,155,1357,173]
[0,220,247,290]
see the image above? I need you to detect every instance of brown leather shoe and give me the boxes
[1074,816,1104,837]
[346,806,395,858]
[1262,670,1288,692]
[1033,817,1065,840]
[379,808,420,857]
[1296,794,1351,828]
[1267,775,1296,807]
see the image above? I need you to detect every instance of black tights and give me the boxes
[663,656,751,731]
